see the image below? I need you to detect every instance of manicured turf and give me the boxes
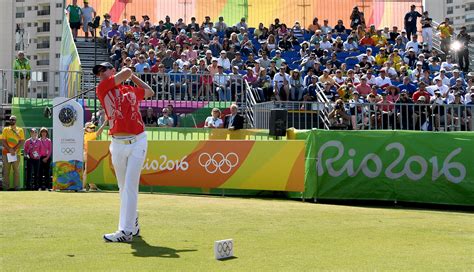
[0,192,473,271]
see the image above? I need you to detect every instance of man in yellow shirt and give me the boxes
[375,48,388,66]
[83,121,107,190]
[2,115,25,190]
[437,18,453,54]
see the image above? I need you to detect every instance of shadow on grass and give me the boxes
[131,236,197,258]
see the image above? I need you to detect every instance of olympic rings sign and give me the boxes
[198,152,239,174]
[61,147,75,155]
[216,240,233,258]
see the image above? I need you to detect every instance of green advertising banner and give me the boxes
[300,130,474,206]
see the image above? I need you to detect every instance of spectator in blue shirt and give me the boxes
[397,76,417,96]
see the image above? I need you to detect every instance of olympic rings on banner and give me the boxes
[198,152,239,174]
[61,147,75,155]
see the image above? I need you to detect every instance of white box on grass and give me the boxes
[214,239,234,260]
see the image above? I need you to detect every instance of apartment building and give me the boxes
[0,0,65,98]
[425,0,474,34]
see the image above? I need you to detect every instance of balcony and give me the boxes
[37,60,50,66]
[37,26,50,33]
[37,42,50,49]
[37,8,50,16]
[15,12,25,18]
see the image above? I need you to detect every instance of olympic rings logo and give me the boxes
[217,241,233,258]
[198,152,239,174]
[61,147,75,155]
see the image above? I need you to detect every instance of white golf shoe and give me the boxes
[103,230,132,242]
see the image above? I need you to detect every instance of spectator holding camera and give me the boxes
[328,99,351,128]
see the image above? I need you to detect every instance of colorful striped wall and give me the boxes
[68,0,423,31]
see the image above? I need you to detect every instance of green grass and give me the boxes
[1,192,473,271]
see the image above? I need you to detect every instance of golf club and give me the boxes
[43,86,96,118]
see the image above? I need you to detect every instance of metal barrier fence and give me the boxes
[253,101,474,132]
[0,69,247,108]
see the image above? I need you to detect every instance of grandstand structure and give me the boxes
[1,0,473,132]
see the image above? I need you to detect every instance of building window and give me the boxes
[447,7,454,14]
[456,16,460,19]
[56,20,62,24]
[27,6,32,11]
[56,53,60,58]
[56,3,62,8]
[27,23,31,27]
[34,22,38,26]
[55,37,61,41]
[34,6,38,10]
[446,0,453,3]
[33,55,37,60]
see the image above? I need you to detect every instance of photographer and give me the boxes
[328,99,351,129]
[430,90,448,131]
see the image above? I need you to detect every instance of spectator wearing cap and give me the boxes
[24,128,41,190]
[303,75,319,101]
[348,90,365,130]
[412,82,431,103]
[13,51,31,98]
[375,47,388,66]
[214,65,231,101]
[83,121,107,191]
[404,4,422,40]
[217,50,231,70]
[433,69,450,87]
[319,69,335,86]
[427,78,450,99]
[273,65,290,100]
[100,20,112,40]
[405,34,421,54]
[441,55,455,72]
[289,69,304,101]
[2,115,24,191]
[449,70,466,87]
[101,13,113,28]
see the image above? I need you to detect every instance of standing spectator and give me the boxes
[24,128,41,190]
[456,26,471,73]
[223,104,244,130]
[13,51,31,98]
[421,11,433,50]
[83,121,107,191]
[404,4,422,40]
[437,18,454,55]
[66,0,82,42]
[142,107,157,127]
[38,127,52,191]
[2,115,25,191]
[81,0,96,42]
[350,6,365,30]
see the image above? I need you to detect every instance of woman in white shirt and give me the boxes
[204,108,224,128]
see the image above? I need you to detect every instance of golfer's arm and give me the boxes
[130,74,154,99]
[114,68,132,85]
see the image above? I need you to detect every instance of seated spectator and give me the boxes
[343,36,358,52]
[134,54,150,73]
[292,21,304,39]
[204,108,224,128]
[308,17,321,33]
[397,76,418,96]
[256,68,273,101]
[375,68,392,89]
[142,107,157,127]
[289,69,304,101]
[303,75,319,101]
[214,65,231,101]
[372,30,388,47]
[321,19,332,34]
[167,104,180,127]
[273,65,290,100]
[223,104,244,130]
[334,20,346,34]
[217,50,231,70]
[405,34,421,54]
[158,108,174,127]
[356,76,372,97]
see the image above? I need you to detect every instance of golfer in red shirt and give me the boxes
[93,62,154,242]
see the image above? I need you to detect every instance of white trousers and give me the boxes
[422,27,433,50]
[109,132,147,233]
